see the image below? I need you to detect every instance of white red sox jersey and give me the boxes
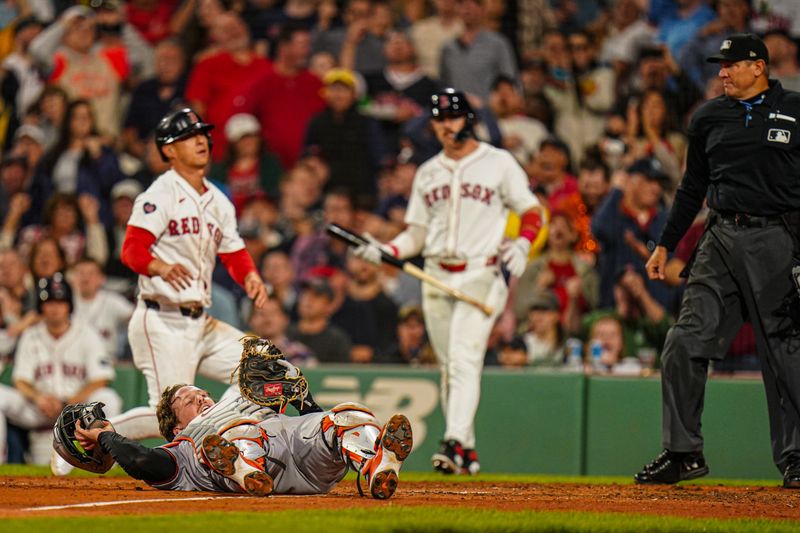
[406,142,539,261]
[12,322,114,400]
[73,290,134,360]
[128,170,245,308]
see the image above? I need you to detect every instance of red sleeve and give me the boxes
[121,225,157,276]
[101,46,130,81]
[49,53,67,83]
[218,248,257,287]
[519,209,543,243]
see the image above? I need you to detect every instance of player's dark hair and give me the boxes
[157,383,190,441]
[579,151,611,182]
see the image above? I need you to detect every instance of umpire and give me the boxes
[635,33,800,488]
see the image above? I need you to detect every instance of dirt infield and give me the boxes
[1,476,800,521]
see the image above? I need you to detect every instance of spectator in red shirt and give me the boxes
[185,10,273,160]
[246,23,325,170]
[124,0,180,45]
[528,137,578,208]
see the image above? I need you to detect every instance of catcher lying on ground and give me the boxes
[52,337,413,499]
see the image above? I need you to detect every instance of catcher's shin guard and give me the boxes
[324,402,381,469]
[199,434,272,496]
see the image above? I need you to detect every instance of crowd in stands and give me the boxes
[0,0,796,462]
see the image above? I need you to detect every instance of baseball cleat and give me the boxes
[462,448,481,476]
[363,413,413,500]
[200,434,273,496]
[431,439,464,474]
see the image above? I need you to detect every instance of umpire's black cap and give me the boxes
[37,272,73,312]
[155,108,214,162]
[706,33,769,64]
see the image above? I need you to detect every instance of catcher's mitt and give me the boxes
[52,402,114,474]
[233,336,309,413]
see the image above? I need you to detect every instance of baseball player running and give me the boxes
[65,384,413,500]
[50,108,271,475]
[354,89,543,474]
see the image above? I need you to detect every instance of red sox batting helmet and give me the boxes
[155,108,214,162]
[430,88,476,141]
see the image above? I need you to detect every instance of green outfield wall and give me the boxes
[1,364,777,478]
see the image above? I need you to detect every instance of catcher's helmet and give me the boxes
[52,402,114,474]
[430,88,475,141]
[155,108,214,162]
[36,273,73,313]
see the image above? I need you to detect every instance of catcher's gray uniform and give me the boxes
[150,395,351,494]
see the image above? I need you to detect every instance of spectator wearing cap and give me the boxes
[488,74,548,166]
[679,0,752,92]
[763,30,800,92]
[286,276,352,363]
[27,85,68,151]
[363,29,439,153]
[520,289,565,368]
[244,23,325,170]
[303,68,389,200]
[185,10,273,160]
[0,16,44,140]
[122,38,186,159]
[104,178,142,292]
[409,0,464,80]
[591,157,676,310]
[514,211,599,335]
[623,88,687,190]
[207,113,283,215]
[439,0,519,101]
[11,124,45,175]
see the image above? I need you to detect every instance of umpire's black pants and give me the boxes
[661,218,800,473]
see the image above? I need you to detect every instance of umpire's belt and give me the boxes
[437,256,498,272]
[715,211,784,228]
[143,299,204,319]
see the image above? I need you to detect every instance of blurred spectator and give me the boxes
[409,0,464,80]
[375,147,418,227]
[763,30,800,92]
[599,0,656,77]
[124,0,181,45]
[657,0,715,59]
[28,235,65,281]
[0,16,44,142]
[439,0,518,100]
[515,0,556,59]
[679,0,751,91]
[130,134,171,186]
[243,0,320,56]
[363,29,438,152]
[260,249,298,314]
[528,137,577,207]
[0,248,32,349]
[29,5,141,138]
[286,276,352,363]
[69,257,133,361]
[291,187,355,279]
[185,10,273,160]
[27,99,124,227]
[175,0,225,61]
[247,297,317,367]
[275,162,324,247]
[237,195,284,260]
[123,38,187,159]
[518,57,555,129]
[583,268,670,371]
[208,113,283,214]
[0,153,29,221]
[10,124,45,179]
[488,74,548,165]
[592,158,675,310]
[245,23,325,170]
[0,274,120,464]
[5,191,108,268]
[381,304,435,365]
[91,0,155,83]
[585,314,644,375]
[304,69,389,200]
[104,179,142,294]
[624,88,687,189]
[521,289,566,368]
[544,29,615,167]
[332,253,398,363]
[514,211,599,334]
[312,0,388,75]
[27,85,67,151]
[751,0,800,38]
[497,336,530,368]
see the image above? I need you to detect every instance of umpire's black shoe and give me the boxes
[783,463,800,489]
[633,449,709,484]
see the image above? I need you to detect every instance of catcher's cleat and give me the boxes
[431,439,464,474]
[633,449,708,485]
[200,434,273,496]
[462,448,480,476]
[361,414,413,500]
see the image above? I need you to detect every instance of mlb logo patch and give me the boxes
[721,40,732,51]
[768,129,791,144]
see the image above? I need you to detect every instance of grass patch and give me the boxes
[0,508,797,533]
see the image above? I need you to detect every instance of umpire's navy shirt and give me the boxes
[660,80,800,250]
